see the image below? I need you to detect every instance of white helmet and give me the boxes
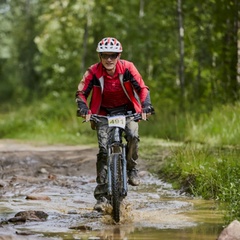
[96,37,123,53]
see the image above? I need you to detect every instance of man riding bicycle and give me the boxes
[76,37,154,211]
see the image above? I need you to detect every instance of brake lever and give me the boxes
[85,114,91,122]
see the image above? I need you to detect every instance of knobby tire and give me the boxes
[110,153,122,223]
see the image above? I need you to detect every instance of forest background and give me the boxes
[0,0,239,223]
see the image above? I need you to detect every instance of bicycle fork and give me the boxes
[107,144,128,197]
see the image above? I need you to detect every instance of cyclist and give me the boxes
[76,37,154,211]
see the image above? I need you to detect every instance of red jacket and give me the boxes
[76,60,151,114]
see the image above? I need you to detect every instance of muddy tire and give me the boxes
[110,153,122,223]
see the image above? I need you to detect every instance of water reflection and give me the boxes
[41,222,222,240]
[128,224,222,240]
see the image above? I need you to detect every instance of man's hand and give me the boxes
[142,105,155,120]
[77,108,90,118]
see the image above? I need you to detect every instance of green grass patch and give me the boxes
[157,144,240,224]
[186,102,240,146]
[0,94,97,145]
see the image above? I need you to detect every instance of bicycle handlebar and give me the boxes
[83,113,144,123]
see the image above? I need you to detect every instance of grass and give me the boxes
[186,102,240,146]
[140,102,240,224]
[0,95,97,145]
[156,145,240,223]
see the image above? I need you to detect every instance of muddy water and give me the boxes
[0,174,223,239]
[0,141,223,239]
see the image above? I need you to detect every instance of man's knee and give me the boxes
[126,135,139,163]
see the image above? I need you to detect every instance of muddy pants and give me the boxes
[94,118,139,200]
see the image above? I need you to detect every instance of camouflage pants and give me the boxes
[93,118,139,200]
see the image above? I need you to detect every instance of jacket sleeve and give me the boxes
[75,68,94,111]
[127,62,152,107]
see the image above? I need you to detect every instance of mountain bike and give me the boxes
[86,113,142,223]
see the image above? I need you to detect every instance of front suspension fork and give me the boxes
[107,144,128,197]
[107,146,112,195]
[122,144,128,196]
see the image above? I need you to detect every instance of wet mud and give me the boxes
[0,140,223,239]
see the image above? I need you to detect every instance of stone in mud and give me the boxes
[48,173,57,180]
[81,211,102,219]
[0,180,7,187]
[16,230,36,236]
[8,216,27,223]
[218,220,240,240]
[26,194,51,201]
[38,167,48,174]
[8,210,48,223]
[67,210,78,214]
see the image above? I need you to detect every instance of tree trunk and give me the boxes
[81,21,88,74]
[177,0,185,109]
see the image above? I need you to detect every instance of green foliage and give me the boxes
[0,93,97,145]
[139,107,187,140]
[0,0,239,107]
[34,0,95,94]
[217,159,240,223]
[186,102,240,146]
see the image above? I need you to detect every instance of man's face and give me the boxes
[100,52,119,71]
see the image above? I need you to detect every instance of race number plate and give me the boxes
[108,115,126,128]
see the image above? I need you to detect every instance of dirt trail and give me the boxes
[0,140,198,240]
[0,139,97,178]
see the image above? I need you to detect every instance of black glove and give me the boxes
[76,100,89,117]
[77,108,89,117]
[142,105,155,115]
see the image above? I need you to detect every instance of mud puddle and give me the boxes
[0,140,223,239]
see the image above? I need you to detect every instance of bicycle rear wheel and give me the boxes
[110,153,122,223]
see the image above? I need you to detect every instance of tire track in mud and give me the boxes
[0,140,196,239]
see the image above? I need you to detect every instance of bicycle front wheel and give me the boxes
[110,153,122,223]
